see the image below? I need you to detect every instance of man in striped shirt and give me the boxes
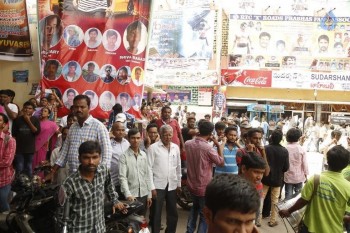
[73,0,110,18]
[46,95,112,181]
[60,141,126,233]
[215,126,240,175]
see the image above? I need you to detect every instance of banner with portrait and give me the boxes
[38,0,150,118]
[223,0,350,90]
[0,0,33,61]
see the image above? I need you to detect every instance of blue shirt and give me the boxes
[215,144,238,174]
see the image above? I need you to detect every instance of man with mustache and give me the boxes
[45,95,112,181]
[44,60,60,80]
[60,141,126,233]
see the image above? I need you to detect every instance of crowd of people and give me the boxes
[0,89,350,233]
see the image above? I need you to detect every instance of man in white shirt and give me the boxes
[64,61,80,82]
[148,125,181,233]
[110,121,130,198]
[250,116,260,128]
[0,89,19,132]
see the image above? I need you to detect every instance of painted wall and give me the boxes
[0,23,41,107]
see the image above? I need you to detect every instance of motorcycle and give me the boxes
[105,200,145,233]
[6,165,146,233]
[177,168,193,210]
[6,166,60,233]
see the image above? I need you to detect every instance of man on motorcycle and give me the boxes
[59,141,127,233]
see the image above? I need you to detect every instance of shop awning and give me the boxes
[143,85,167,94]
[247,104,268,112]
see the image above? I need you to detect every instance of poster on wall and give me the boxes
[13,70,29,83]
[212,85,226,121]
[147,8,215,70]
[0,0,33,61]
[38,0,150,119]
[198,87,213,106]
[223,0,350,90]
[166,89,192,104]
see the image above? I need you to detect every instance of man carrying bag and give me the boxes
[279,145,350,233]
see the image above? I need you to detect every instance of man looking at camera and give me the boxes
[44,60,59,80]
[119,128,152,216]
[12,101,40,177]
[60,141,126,233]
[185,121,225,233]
[0,89,19,132]
[47,95,112,180]
[126,21,142,54]
[148,125,181,233]
[215,126,240,175]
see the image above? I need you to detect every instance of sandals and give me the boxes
[268,221,278,227]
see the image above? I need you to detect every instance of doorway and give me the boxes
[292,111,304,130]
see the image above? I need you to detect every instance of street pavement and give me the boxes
[164,152,323,233]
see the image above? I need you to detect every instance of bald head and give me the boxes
[112,121,126,141]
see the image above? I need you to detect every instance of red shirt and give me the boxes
[155,118,181,147]
[0,132,16,187]
[185,137,224,196]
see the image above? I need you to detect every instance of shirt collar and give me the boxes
[111,138,128,145]
[83,115,94,125]
[195,137,209,143]
[126,147,143,156]
[324,170,344,177]
[158,140,175,149]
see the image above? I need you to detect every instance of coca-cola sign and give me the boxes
[243,76,268,85]
[221,69,272,87]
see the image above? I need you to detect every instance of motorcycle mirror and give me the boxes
[58,186,67,206]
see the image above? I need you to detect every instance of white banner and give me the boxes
[272,71,350,91]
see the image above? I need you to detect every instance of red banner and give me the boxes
[221,69,272,88]
[38,0,150,118]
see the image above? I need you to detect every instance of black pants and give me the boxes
[345,212,350,233]
[151,186,178,233]
[135,195,148,216]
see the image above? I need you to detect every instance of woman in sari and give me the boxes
[32,107,59,174]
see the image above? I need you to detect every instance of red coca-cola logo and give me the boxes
[243,76,268,85]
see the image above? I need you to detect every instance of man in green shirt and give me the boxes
[119,128,152,216]
[280,145,350,233]
[342,157,350,233]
